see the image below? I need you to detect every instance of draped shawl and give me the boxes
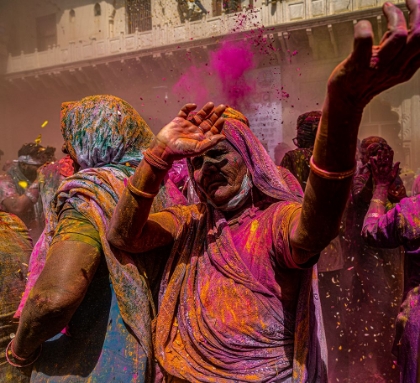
[154,109,327,382]
[17,95,184,382]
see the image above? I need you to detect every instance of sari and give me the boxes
[363,195,420,383]
[154,109,327,382]
[0,212,32,382]
[23,95,185,383]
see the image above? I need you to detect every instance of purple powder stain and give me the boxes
[173,65,211,107]
[209,40,256,107]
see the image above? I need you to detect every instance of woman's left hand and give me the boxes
[327,0,420,109]
[370,145,400,187]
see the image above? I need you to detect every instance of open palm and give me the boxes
[155,102,226,162]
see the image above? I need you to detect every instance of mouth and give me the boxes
[205,178,227,194]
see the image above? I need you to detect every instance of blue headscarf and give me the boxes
[61,95,154,169]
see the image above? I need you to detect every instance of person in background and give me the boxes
[0,211,33,382]
[281,110,346,380]
[0,143,55,241]
[342,137,403,382]
[280,111,320,191]
[362,146,420,383]
[273,142,291,166]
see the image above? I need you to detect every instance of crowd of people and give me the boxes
[1,0,420,382]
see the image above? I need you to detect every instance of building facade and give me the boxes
[0,0,418,170]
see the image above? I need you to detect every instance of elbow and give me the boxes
[107,228,126,251]
[26,287,82,323]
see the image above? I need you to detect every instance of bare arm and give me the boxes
[362,146,401,247]
[290,0,420,263]
[12,241,100,360]
[108,102,226,253]
[3,194,34,215]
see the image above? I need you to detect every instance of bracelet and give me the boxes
[310,156,356,180]
[143,149,172,171]
[127,178,158,199]
[6,339,42,368]
[367,213,380,219]
[371,198,385,206]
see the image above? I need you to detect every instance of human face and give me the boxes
[19,163,41,182]
[191,141,248,207]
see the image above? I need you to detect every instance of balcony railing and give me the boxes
[6,0,399,75]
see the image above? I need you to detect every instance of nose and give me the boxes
[194,157,220,187]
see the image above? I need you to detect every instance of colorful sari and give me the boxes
[363,195,420,383]
[22,96,185,383]
[0,212,32,382]
[154,109,327,382]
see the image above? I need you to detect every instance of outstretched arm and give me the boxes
[290,0,420,263]
[108,102,226,253]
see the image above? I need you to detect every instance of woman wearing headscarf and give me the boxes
[362,146,420,383]
[8,95,185,383]
[107,2,420,380]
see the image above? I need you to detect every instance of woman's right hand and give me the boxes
[151,102,226,163]
[370,146,400,187]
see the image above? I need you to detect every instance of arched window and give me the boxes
[94,3,101,17]
[69,9,75,23]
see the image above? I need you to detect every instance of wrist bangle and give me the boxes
[127,178,158,199]
[143,149,172,171]
[6,339,42,368]
[310,156,356,180]
[371,198,385,206]
[367,213,380,219]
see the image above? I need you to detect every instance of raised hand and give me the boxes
[153,102,226,162]
[370,145,400,187]
[328,0,420,108]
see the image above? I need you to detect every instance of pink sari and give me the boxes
[154,110,327,383]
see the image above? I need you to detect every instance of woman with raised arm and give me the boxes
[108,1,420,381]
[362,146,420,383]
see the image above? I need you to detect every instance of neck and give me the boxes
[223,188,261,222]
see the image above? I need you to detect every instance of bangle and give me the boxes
[367,213,380,219]
[371,198,385,206]
[310,157,356,180]
[143,149,172,171]
[6,339,42,368]
[127,178,158,199]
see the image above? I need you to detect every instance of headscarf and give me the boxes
[61,95,154,169]
[295,111,321,148]
[186,107,303,204]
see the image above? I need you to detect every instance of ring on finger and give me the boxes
[198,126,205,134]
